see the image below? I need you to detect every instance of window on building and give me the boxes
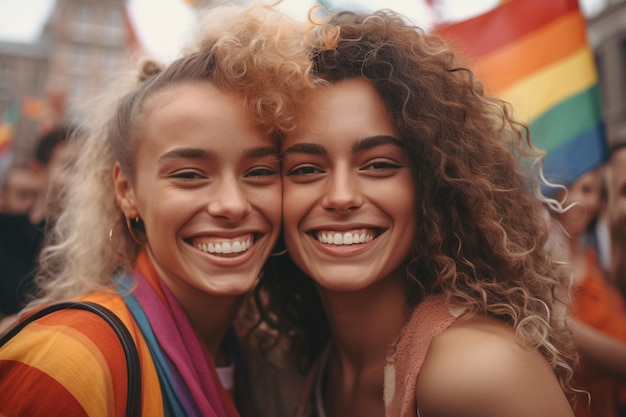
[0,62,12,90]
[69,77,86,100]
[104,9,125,41]
[620,36,626,115]
[595,51,609,111]
[103,50,120,70]
[73,5,92,38]
[73,46,90,69]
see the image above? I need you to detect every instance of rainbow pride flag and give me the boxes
[0,102,18,158]
[436,0,608,191]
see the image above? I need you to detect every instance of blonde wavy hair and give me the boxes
[260,8,577,397]
[30,2,314,309]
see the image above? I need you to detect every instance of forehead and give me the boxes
[136,83,274,161]
[6,170,36,188]
[573,170,600,188]
[288,78,395,145]
[612,148,626,181]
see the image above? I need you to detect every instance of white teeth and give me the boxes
[195,239,252,254]
[222,242,232,254]
[317,232,374,245]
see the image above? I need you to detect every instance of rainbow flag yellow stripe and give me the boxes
[437,0,608,189]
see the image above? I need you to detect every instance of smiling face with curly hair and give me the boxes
[282,78,417,293]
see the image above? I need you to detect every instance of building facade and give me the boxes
[0,0,139,168]
[588,0,626,148]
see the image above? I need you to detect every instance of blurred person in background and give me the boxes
[0,125,72,319]
[552,168,626,417]
[609,143,626,302]
[0,167,39,215]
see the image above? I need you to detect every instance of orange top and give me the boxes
[571,249,626,417]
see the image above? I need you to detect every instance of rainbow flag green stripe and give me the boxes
[530,84,603,153]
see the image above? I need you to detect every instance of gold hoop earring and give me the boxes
[269,248,287,257]
[269,236,287,257]
[108,220,127,258]
[125,215,144,245]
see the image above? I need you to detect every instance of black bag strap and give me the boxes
[0,301,142,417]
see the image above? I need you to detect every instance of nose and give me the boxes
[207,177,252,222]
[321,165,363,214]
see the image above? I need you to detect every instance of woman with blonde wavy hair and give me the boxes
[0,3,312,417]
[259,9,577,417]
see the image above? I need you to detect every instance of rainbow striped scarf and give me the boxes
[118,253,241,417]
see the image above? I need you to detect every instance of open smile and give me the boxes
[186,233,256,256]
[310,228,382,246]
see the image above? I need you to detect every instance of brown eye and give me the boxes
[246,168,277,177]
[287,166,320,176]
[172,171,203,180]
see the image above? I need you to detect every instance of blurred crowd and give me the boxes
[0,125,78,322]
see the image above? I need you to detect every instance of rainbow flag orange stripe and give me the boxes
[436,0,607,190]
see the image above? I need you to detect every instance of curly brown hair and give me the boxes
[259,8,576,396]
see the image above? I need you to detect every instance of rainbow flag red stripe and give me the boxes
[436,0,607,190]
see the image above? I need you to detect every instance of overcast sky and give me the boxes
[0,0,609,61]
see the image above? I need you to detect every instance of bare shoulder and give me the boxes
[415,314,573,417]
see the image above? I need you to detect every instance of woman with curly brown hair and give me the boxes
[0,3,312,417]
[260,9,577,417]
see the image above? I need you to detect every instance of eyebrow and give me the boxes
[351,135,403,153]
[282,142,326,157]
[157,145,278,164]
[282,135,402,157]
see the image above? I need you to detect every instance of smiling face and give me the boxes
[282,78,417,292]
[114,82,281,299]
[558,170,603,239]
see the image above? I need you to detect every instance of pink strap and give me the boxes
[384,295,457,417]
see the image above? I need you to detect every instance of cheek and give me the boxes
[142,201,184,242]
[398,195,418,241]
[382,175,417,220]
[560,207,588,230]
[256,184,283,227]
[282,184,311,239]
[134,186,189,238]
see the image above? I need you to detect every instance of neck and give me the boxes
[185,293,245,359]
[319,270,408,368]
[566,233,584,257]
[317,270,408,417]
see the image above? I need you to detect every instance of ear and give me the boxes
[113,163,139,218]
